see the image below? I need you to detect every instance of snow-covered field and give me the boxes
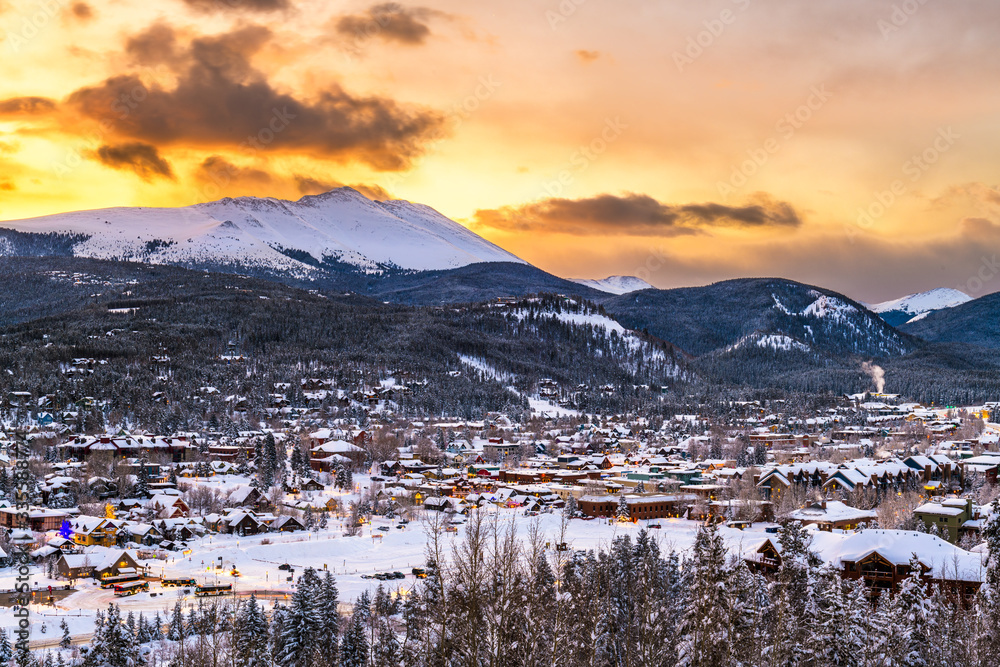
[0,507,729,641]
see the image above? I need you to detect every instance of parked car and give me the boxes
[391,571,405,580]
[278,563,292,571]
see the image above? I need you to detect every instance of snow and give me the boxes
[0,187,525,273]
[731,332,810,353]
[868,288,971,319]
[801,294,857,321]
[569,275,654,295]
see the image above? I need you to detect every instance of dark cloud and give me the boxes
[197,155,273,188]
[335,3,444,46]
[294,175,390,201]
[59,24,443,170]
[70,2,94,20]
[180,0,290,14]
[962,217,1000,239]
[125,22,185,67]
[0,97,57,115]
[90,143,175,181]
[472,193,802,236]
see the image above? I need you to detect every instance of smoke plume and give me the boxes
[861,361,885,393]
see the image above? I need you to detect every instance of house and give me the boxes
[56,548,142,581]
[577,494,699,520]
[787,500,877,532]
[310,440,365,472]
[71,517,119,547]
[913,498,975,543]
[148,494,189,519]
[0,507,71,532]
[271,515,305,532]
[125,523,162,546]
[94,549,143,580]
[810,529,984,598]
[227,486,264,508]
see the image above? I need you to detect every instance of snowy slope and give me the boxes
[868,288,970,326]
[0,188,525,273]
[570,275,653,294]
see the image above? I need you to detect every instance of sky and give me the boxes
[0,0,999,302]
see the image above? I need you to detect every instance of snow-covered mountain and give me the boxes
[570,275,653,295]
[867,288,971,326]
[0,188,525,274]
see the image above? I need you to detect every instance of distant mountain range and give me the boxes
[1,191,998,401]
[0,187,524,274]
[569,275,653,295]
[867,288,971,326]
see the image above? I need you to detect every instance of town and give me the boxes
[1,378,999,664]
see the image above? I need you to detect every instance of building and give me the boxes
[913,498,975,543]
[577,494,698,520]
[787,500,877,532]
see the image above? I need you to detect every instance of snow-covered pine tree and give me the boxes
[59,620,71,650]
[894,554,931,667]
[340,610,369,667]
[168,602,186,642]
[677,525,732,666]
[234,594,271,667]
[277,569,323,667]
[316,570,340,660]
[0,630,13,667]
[768,521,821,665]
[615,495,630,522]
[563,495,578,519]
[980,499,1000,657]
[372,618,401,667]
[134,456,150,498]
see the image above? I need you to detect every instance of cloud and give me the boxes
[179,0,290,13]
[294,175,390,200]
[196,155,273,188]
[0,181,14,191]
[90,143,175,181]
[334,3,445,46]
[471,193,802,236]
[575,50,601,63]
[70,2,94,20]
[54,23,444,170]
[961,217,1000,239]
[0,97,57,115]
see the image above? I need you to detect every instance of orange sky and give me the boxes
[1,0,999,301]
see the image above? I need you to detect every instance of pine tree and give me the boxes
[59,620,71,650]
[0,630,13,667]
[151,612,164,642]
[134,456,150,498]
[615,494,630,522]
[317,571,341,660]
[372,618,401,667]
[278,568,323,667]
[563,495,578,518]
[340,611,369,667]
[677,525,732,666]
[894,555,931,667]
[168,601,186,641]
[235,594,271,667]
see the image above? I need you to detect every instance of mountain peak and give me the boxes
[868,287,971,326]
[0,191,525,273]
[570,275,654,295]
